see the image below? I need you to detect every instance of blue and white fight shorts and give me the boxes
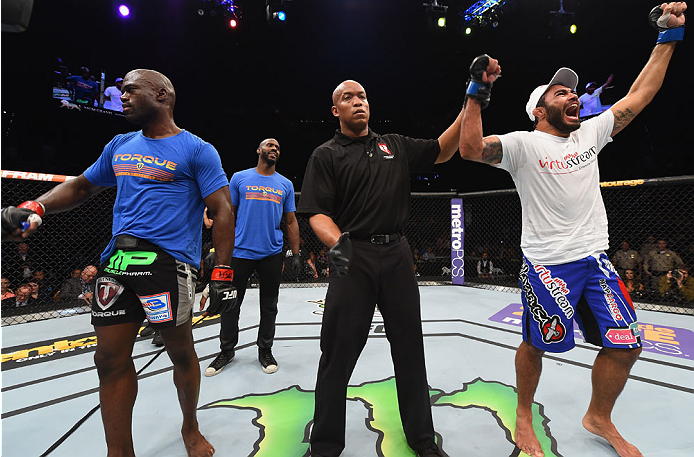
[519,252,641,353]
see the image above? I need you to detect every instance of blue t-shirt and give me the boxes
[66,75,98,103]
[229,168,296,260]
[84,130,229,267]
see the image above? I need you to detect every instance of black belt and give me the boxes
[351,232,403,245]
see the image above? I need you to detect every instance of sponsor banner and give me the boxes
[450,198,464,285]
[1,169,76,182]
[489,303,694,360]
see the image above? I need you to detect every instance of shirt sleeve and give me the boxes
[283,178,296,213]
[194,142,229,199]
[83,138,118,187]
[296,149,335,217]
[393,135,440,174]
[494,131,525,173]
[228,173,240,206]
[581,109,614,154]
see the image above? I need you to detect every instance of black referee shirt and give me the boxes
[297,128,440,237]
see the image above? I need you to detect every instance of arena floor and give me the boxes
[2,285,693,457]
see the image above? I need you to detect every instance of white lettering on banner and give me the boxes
[450,199,465,284]
[1,169,76,182]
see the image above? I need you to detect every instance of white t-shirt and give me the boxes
[103,86,123,111]
[495,110,614,265]
[579,87,603,117]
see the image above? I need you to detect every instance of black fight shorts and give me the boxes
[92,235,197,328]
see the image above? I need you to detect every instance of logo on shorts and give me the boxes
[96,277,125,310]
[139,292,173,323]
[599,278,623,321]
[104,250,157,275]
[604,326,639,345]
[520,261,566,344]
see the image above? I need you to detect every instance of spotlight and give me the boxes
[118,4,130,17]
[549,0,577,37]
[569,23,577,34]
[423,1,448,30]
[229,18,238,27]
[461,0,506,32]
[266,0,289,25]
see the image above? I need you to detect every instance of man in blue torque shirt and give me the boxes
[2,69,237,457]
[203,137,301,376]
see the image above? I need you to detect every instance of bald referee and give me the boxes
[297,80,463,457]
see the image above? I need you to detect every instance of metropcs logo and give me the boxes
[201,377,560,457]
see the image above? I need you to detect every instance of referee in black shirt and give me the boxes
[297,80,463,457]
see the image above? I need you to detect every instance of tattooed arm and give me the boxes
[609,42,677,137]
[459,92,503,165]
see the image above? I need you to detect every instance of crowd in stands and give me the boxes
[1,240,99,316]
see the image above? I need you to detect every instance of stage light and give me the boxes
[118,4,130,17]
[461,0,506,29]
[569,23,577,34]
[229,18,238,27]
[465,27,472,35]
[423,1,448,31]
[266,0,289,25]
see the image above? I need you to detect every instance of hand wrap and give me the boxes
[465,54,494,109]
[649,4,685,43]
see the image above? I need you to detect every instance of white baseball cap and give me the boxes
[525,67,579,121]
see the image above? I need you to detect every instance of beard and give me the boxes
[544,104,580,134]
[260,150,277,166]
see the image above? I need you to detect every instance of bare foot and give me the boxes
[514,411,544,457]
[182,426,215,457]
[582,414,642,457]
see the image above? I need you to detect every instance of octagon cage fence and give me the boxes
[1,170,692,326]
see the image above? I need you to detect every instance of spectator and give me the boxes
[1,242,33,286]
[640,235,657,260]
[622,269,644,299]
[103,77,124,111]
[305,251,320,279]
[58,265,98,307]
[611,241,642,278]
[1,284,35,310]
[1,277,15,300]
[644,239,683,290]
[477,252,494,279]
[66,66,98,106]
[659,265,694,305]
[578,74,613,118]
[31,268,56,303]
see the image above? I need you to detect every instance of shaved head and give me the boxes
[332,79,364,106]
[124,69,176,108]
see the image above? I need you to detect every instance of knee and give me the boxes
[94,347,132,379]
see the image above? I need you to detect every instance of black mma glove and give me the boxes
[649,4,686,43]
[328,232,352,277]
[464,54,494,109]
[285,251,302,277]
[1,201,44,241]
[206,265,238,315]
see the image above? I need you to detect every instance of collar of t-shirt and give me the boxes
[333,128,376,146]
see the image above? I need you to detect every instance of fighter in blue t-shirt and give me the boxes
[202,138,301,377]
[2,69,235,457]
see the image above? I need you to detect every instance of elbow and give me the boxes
[458,140,482,161]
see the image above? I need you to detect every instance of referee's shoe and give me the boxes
[204,349,235,377]
[259,347,278,374]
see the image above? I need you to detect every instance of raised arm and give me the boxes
[435,108,464,164]
[458,54,503,164]
[610,2,686,137]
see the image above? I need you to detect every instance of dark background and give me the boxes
[2,0,692,192]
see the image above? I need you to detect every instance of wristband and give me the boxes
[466,80,487,97]
[18,201,45,217]
[657,27,685,43]
[211,266,233,281]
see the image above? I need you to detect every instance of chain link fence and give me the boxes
[2,171,692,325]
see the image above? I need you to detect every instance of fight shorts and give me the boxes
[92,235,197,328]
[519,252,641,353]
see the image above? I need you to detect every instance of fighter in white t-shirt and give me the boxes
[458,4,685,457]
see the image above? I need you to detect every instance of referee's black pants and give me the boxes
[310,237,437,456]
[219,253,283,351]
